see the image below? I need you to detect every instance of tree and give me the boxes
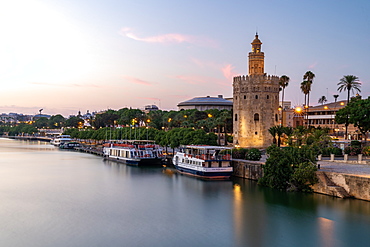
[318,96,327,105]
[333,94,339,103]
[279,75,290,126]
[48,114,66,128]
[303,71,315,125]
[337,75,361,139]
[335,96,370,142]
[66,116,84,128]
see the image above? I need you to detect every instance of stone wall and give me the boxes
[232,160,370,201]
[232,159,263,180]
[313,171,370,201]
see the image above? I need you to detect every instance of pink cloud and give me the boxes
[123,76,153,86]
[29,82,102,88]
[308,62,318,69]
[120,27,218,48]
[174,75,207,85]
[136,97,160,101]
[221,64,236,81]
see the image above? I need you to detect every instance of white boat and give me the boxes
[50,135,72,146]
[103,140,164,166]
[172,145,233,179]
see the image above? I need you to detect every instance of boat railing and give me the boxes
[184,154,231,161]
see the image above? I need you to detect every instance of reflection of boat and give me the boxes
[50,135,72,146]
[103,140,164,166]
[172,145,233,179]
[59,142,81,149]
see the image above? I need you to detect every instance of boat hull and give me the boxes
[174,164,233,179]
[104,156,163,166]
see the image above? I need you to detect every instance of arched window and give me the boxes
[235,114,238,121]
[275,114,278,122]
[254,113,259,121]
[267,95,269,99]
[255,95,258,99]
[244,95,246,99]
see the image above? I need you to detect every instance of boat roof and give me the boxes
[183,145,232,150]
[107,140,157,144]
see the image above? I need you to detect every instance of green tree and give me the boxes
[48,114,66,128]
[337,75,361,139]
[66,116,84,128]
[335,96,370,142]
[33,117,48,129]
[302,71,315,125]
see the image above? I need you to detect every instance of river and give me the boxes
[1,138,370,247]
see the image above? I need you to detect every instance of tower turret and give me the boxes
[248,33,265,75]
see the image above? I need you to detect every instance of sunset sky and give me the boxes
[1,0,369,116]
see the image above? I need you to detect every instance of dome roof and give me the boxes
[251,34,262,45]
[178,96,233,106]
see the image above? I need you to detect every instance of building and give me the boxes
[233,34,279,148]
[144,105,159,113]
[177,95,232,111]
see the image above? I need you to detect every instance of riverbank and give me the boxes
[232,157,370,201]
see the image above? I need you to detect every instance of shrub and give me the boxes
[344,146,362,155]
[321,147,342,156]
[362,146,370,156]
[288,162,318,192]
[350,140,362,148]
[232,148,249,159]
[245,148,262,161]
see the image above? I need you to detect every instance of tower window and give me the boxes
[275,114,278,122]
[244,95,246,99]
[267,95,269,99]
[255,95,258,99]
[235,96,238,100]
[235,114,238,121]
[255,132,258,135]
[254,113,259,121]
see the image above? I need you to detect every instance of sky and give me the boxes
[0,0,369,117]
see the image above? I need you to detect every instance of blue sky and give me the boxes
[0,0,369,116]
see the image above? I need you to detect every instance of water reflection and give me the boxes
[2,138,370,247]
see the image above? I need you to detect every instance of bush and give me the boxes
[350,140,362,148]
[259,145,317,192]
[232,148,249,159]
[362,146,370,156]
[344,146,362,156]
[245,148,262,161]
[321,147,342,156]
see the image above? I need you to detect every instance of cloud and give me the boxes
[120,27,218,48]
[29,82,102,88]
[136,97,160,101]
[221,64,236,81]
[174,75,207,85]
[123,76,153,86]
[308,62,318,69]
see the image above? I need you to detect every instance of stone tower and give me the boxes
[233,34,279,148]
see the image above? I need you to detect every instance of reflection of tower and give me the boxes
[233,34,279,148]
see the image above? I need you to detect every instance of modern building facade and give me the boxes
[233,34,279,148]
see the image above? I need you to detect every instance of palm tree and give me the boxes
[333,94,339,103]
[337,75,361,139]
[300,81,309,108]
[318,96,327,105]
[302,71,315,126]
[279,75,290,126]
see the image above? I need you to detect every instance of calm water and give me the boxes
[1,138,370,247]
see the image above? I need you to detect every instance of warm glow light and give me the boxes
[324,106,328,109]
[340,102,345,105]
[295,107,302,113]
[208,114,213,118]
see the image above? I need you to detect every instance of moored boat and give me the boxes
[50,135,72,146]
[172,145,233,179]
[103,140,164,166]
[59,141,81,149]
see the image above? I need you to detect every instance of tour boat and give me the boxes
[59,141,81,149]
[172,145,233,179]
[103,140,164,166]
[50,135,72,146]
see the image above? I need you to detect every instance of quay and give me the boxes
[232,155,370,201]
[7,136,52,142]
